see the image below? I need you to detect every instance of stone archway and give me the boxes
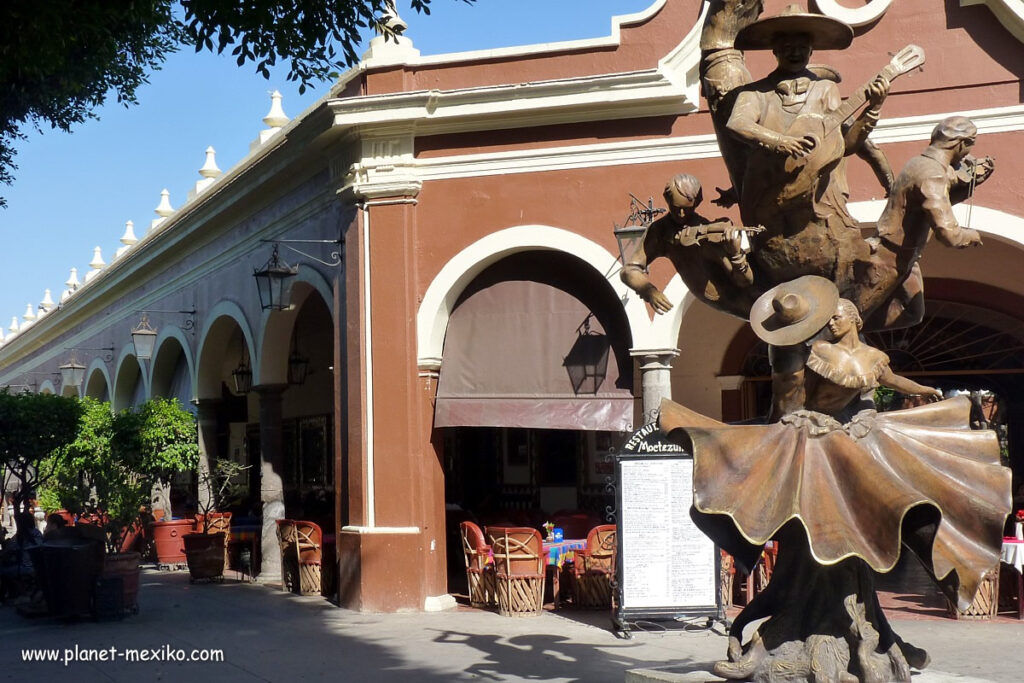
[83,361,111,402]
[113,352,146,411]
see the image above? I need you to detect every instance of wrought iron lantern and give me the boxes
[612,194,664,266]
[253,244,298,311]
[232,353,253,394]
[59,355,87,389]
[131,314,158,360]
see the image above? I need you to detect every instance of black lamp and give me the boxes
[59,355,86,389]
[232,352,253,394]
[131,314,158,360]
[253,244,298,311]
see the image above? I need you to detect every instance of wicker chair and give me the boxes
[195,512,232,566]
[293,520,323,596]
[570,524,616,609]
[460,521,496,608]
[486,526,545,617]
[275,519,299,592]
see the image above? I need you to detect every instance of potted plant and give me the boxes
[183,458,248,582]
[111,398,200,568]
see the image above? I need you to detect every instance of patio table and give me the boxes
[1001,537,1024,619]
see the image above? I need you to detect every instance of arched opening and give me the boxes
[195,312,256,517]
[433,250,634,596]
[113,354,146,411]
[151,334,194,406]
[83,366,110,402]
[254,283,338,529]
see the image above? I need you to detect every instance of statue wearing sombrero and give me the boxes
[621,4,1011,681]
[660,276,1011,681]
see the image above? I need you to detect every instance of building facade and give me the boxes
[1,0,1022,611]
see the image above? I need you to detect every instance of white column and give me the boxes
[632,348,680,426]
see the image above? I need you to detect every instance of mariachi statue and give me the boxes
[620,3,1012,681]
[660,276,1011,681]
[623,4,993,332]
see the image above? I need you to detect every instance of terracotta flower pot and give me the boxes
[183,532,226,582]
[151,519,194,566]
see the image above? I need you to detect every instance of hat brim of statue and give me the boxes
[750,275,840,346]
[735,13,854,51]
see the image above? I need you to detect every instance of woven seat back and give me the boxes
[486,526,543,578]
[460,521,489,570]
[581,525,616,573]
[294,521,323,564]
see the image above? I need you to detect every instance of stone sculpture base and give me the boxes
[711,526,929,682]
[624,667,996,683]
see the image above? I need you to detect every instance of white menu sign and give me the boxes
[619,457,717,609]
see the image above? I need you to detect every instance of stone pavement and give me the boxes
[0,569,1022,682]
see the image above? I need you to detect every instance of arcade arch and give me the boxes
[83,361,111,402]
[150,330,195,408]
[113,350,147,411]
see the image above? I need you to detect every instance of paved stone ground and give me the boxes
[0,569,1022,682]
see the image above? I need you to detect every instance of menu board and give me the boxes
[614,423,719,631]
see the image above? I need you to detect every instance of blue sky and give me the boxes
[0,0,655,338]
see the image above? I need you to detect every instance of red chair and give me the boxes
[459,521,496,608]
[485,526,545,617]
[570,524,616,609]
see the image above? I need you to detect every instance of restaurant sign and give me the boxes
[613,422,722,636]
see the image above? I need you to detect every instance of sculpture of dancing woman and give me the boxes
[660,276,1010,681]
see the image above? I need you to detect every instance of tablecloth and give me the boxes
[543,539,586,567]
[1001,537,1024,574]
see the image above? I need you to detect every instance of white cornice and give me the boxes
[327,68,698,139]
[961,0,1024,43]
[411,103,1024,182]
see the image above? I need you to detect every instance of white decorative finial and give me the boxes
[363,1,419,64]
[85,246,106,282]
[155,189,173,217]
[115,220,138,259]
[380,1,408,33]
[120,220,138,246]
[89,246,106,270]
[152,188,174,230]
[65,267,80,290]
[199,146,222,179]
[39,289,54,313]
[263,91,289,128]
[23,303,36,322]
[9,317,20,334]
[190,147,223,199]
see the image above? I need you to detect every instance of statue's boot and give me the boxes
[712,632,767,680]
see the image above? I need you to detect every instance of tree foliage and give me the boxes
[0,389,83,512]
[0,0,473,205]
[111,397,200,480]
[37,397,114,515]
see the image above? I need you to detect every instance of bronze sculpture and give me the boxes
[619,173,759,317]
[615,3,1012,681]
[660,277,1011,681]
[629,3,993,334]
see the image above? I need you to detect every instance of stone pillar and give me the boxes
[255,384,287,583]
[194,399,221,512]
[717,374,746,423]
[633,349,680,426]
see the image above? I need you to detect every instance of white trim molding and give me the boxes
[406,104,1024,184]
[961,0,1024,43]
